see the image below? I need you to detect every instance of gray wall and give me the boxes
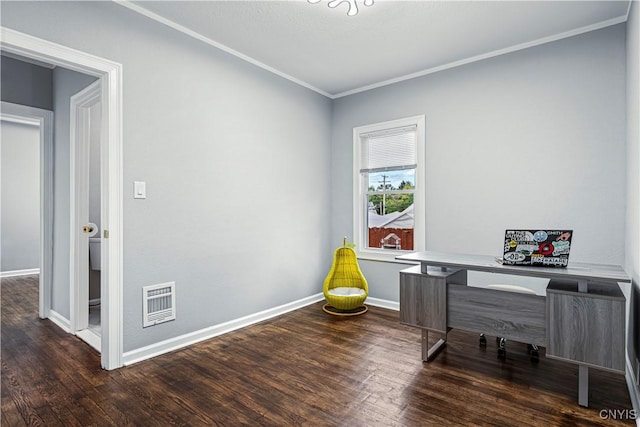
[1,1,333,352]
[1,55,53,110]
[0,56,53,272]
[0,120,40,272]
[332,24,627,302]
[625,0,639,385]
[2,2,631,369]
[50,67,98,318]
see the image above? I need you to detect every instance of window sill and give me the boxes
[356,250,419,265]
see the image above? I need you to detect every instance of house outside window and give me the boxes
[353,115,425,261]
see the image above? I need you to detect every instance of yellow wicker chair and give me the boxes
[322,238,368,316]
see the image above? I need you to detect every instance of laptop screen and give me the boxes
[503,230,573,267]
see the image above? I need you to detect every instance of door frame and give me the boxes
[1,27,124,370]
[0,102,53,320]
[70,80,101,345]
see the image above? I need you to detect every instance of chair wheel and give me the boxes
[497,337,506,359]
[479,334,487,347]
[530,350,539,363]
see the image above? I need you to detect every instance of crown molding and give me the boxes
[333,14,629,98]
[114,1,628,100]
[114,0,333,99]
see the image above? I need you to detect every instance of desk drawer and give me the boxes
[448,284,546,346]
[546,280,625,373]
[400,271,447,332]
[399,267,466,333]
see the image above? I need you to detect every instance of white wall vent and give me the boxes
[143,282,176,327]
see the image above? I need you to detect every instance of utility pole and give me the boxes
[379,174,388,215]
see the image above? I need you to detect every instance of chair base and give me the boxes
[322,303,368,316]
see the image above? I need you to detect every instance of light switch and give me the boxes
[134,181,146,199]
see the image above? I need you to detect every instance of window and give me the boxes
[353,116,425,261]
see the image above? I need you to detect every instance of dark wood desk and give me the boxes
[396,251,630,407]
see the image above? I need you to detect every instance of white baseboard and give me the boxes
[47,309,71,333]
[366,297,399,311]
[1,268,40,278]
[123,292,325,366]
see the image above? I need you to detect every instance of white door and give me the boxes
[71,80,102,351]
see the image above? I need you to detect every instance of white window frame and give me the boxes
[353,115,425,262]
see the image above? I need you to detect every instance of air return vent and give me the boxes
[143,282,176,327]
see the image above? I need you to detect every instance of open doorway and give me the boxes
[0,117,41,277]
[0,102,54,321]
[1,27,124,370]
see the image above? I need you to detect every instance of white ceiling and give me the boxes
[123,0,631,98]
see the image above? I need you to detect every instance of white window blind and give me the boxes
[360,125,417,173]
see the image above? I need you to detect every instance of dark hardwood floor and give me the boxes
[1,275,635,426]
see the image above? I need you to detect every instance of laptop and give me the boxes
[503,229,573,267]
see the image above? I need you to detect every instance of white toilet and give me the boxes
[89,237,101,271]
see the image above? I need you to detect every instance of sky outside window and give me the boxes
[368,169,415,189]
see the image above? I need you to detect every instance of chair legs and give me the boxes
[527,344,540,362]
[497,337,507,359]
[478,334,539,362]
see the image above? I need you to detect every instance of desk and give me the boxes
[396,251,630,407]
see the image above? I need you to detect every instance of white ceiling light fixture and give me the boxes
[308,0,374,17]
